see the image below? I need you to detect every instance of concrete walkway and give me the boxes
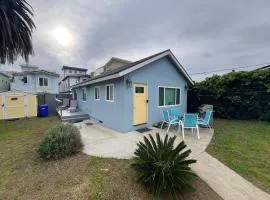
[75,121,270,200]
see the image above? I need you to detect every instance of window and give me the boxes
[39,77,48,86]
[69,70,72,73]
[94,87,100,100]
[82,87,87,101]
[23,76,27,83]
[74,70,77,74]
[158,87,180,106]
[135,87,144,93]
[73,90,77,100]
[105,84,114,101]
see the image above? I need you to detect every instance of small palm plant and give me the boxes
[132,133,197,199]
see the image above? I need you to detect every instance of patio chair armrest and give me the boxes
[179,120,183,126]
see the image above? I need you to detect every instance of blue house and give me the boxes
[11,65,59,94]
[72,50,194,133]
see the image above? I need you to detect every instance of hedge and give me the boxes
[188,68,270,121]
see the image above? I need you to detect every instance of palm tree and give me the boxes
[0,0,35,64]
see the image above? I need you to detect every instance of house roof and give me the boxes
[62,66,88,71]
[0,72,11,78]
[13,69,59,77]
[61,74,91,81]
[71,49,194,89]
[104,57,131,67]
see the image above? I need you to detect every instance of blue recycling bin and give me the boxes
[38,104,48,117]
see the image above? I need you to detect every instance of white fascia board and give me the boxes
[118,51,170,77]
[168,53,194,85]
[71,73,120,89]
[118,51,194,85]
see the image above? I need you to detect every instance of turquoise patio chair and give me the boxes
[179,113,200,139]
[161,110,180,133]
[197,110,213,132]
[171,107,181,120]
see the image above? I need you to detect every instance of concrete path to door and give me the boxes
[75,121,270,200]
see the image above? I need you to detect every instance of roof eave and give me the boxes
[71,50,194,88]
[71,73,121,89]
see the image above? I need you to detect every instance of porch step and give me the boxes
[61,114,89,122]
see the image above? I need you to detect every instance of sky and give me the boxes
[1,0,270,80]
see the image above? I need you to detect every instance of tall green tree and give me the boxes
[0,0,35,64]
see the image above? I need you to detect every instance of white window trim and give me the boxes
[105,84,114,102]
[158,86,181,107]
[82,87,87,102]
[94,86,100,101]
[38,76,49,87]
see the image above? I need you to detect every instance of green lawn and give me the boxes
[0,116,222,200]
[207,119,270,193]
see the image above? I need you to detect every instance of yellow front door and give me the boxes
[5,96,25,119]
[0,96,3,120]
[133,84,148,125]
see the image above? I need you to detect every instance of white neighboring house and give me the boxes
[10,65,59,94]
[0,72,10,92]
[59,66,90,94]
[59,74,91,93]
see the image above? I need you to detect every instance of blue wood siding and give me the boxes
[76,57,188,133]
[121,57,188,132]
[76,78,126,132]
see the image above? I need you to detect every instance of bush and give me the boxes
[132,133,197,199]
[38,123,83,160]
[188,69,270,121]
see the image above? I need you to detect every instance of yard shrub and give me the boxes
[38,123,83,160]
[132,133,197,199]
[188,68,270,121]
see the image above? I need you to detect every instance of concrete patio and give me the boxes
[75,120,270,200]
[75,120,212,159]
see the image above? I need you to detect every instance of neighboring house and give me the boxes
[0,72,10,92]
[59,66,90,93]
[72,50,194,133]
[59,74,91,93]
[62,66,88,77]
[10,65,59,94]
[93,57,131,76]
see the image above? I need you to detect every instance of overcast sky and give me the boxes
[1,0,270,80]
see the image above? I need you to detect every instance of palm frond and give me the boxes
[0,0,35,64]
[132,132,197,199]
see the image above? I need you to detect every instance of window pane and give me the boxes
[135,87,144,93]
[95,88,99,99]
[39,78,43,86]
[106,86,110,100]
[44,78,48,86]
[74,90,77,100]
[176,89,180,104]
[165,88,175,105]
[109,86,113,100]
[159,87,164,106]
[83,88,86,101]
